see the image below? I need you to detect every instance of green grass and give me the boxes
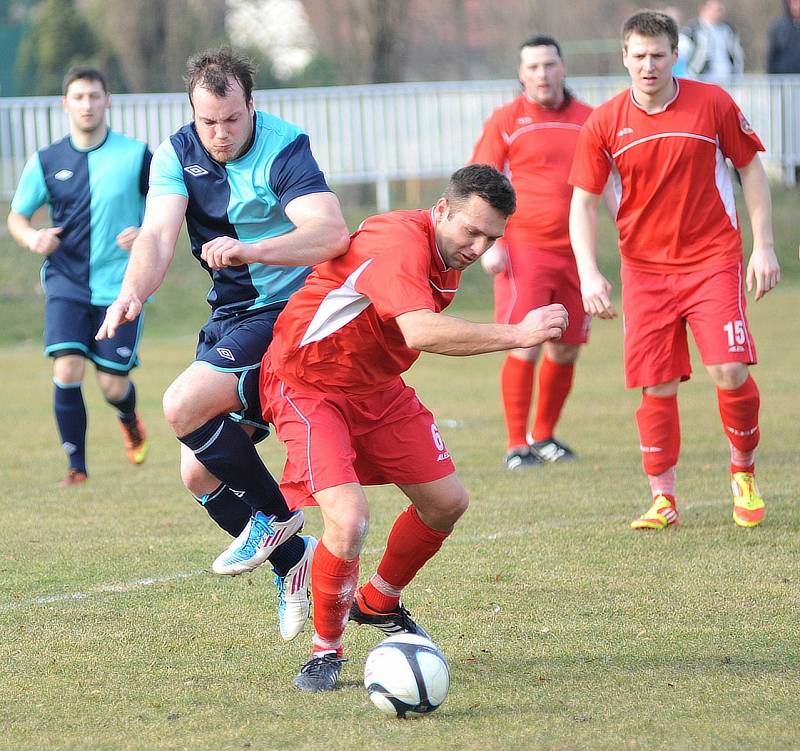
[0,189,799,750]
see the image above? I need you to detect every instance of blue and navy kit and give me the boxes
[11,130,151,306]
[148,110,331,320]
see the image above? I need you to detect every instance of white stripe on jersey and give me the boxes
[611,131,717,159]
[299,259,374,347]
[714,144,738,230]
[506,121,583,145]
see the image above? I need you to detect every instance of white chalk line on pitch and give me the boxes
[0,498,728,613]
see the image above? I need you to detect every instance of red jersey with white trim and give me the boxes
[471,95,592,253]
[267,209,460,396]
[569,78,764,274]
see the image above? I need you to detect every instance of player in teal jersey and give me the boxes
[7,67,152,486]
[98,48,349,641]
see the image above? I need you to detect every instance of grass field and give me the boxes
[0,189,799,750]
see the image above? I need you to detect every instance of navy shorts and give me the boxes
[44,297,144,375]
[195,304,284,440]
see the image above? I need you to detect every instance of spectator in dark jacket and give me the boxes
[767,0,800,73]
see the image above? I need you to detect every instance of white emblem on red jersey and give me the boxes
[617,127,634,137]
[738,112,754,135]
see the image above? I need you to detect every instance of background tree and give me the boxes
[15,0,113,95]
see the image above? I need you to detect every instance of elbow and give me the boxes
[330,226,351,259]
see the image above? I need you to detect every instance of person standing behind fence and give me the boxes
[767,0,800,74]
[469,36,594,470]
[98,47,350,642]
[682,0,744,84]
[7,66,151,487]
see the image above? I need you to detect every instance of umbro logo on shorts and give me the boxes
[184,164,209,177]
[116,346,132,357]
[216,347,236,362]
[54,169,74,181]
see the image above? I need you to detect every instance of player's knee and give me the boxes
[162,379,192,433]
[708,362,749,390]
[450,486,470,521]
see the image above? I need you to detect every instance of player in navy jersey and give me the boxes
[7,66,152,487]
[98,47,349,641]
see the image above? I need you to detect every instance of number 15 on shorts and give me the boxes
[723,319,746,353]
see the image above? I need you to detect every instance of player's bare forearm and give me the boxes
[739,156,780,300]
[7,211,62,255]
[569,188,616,318]
[739,155,775,253]
[395,306,568,356]
[252,192,349,267]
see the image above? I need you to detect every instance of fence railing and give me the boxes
[1,75,799,210]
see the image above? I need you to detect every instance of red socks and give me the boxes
[717,375,760,473]
[360,505,450,613]
[636,393,680,476]
[310,540,359,655]
[532,358,575,442]
[500,355,534,449]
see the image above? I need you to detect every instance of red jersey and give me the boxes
[569,78,764,274]
[267,209,460,396]
[471,94,592,253]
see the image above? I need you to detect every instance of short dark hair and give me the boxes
[184,47,256,105]
[520,35,563,59]
[444,165,516,218]
[622,11,679,51]
[62,66,107,96]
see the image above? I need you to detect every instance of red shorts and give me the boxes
[261,371,456,510]
[621,260,757,389]
[493,244,590,346]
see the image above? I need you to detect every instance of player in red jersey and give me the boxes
[569,11,780,530]
[260,165,569,691]
[471,36,595,469]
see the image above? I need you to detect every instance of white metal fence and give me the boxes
[1,75,799,209]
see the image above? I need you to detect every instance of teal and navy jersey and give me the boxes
[11,130,151,306]
[148,110,331,319]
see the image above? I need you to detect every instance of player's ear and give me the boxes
[434,197,449,221]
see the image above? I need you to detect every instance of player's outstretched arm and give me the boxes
[97,193,187,340]
[739,155,780,301]
[200,192,350,270]
[569,187,616,319]
[395,305,568,357]
[7,211,62,255]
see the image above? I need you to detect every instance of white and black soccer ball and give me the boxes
[363,634,450,718]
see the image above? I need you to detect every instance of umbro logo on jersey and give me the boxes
[116,346,132,357]
[216,347,236,362]
[54,169,74,181]
[617,127,634,137]
[184,164,209,177]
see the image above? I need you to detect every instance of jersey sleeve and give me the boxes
[352,220,435,321]
[139,147,153,197]
[147,138,188,199]
[470,108,508,170]
[10,153,49,217]
[568,112,611,194]
[715,91,764,168]
[269,134,331,209]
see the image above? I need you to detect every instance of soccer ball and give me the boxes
[363,634,450,718]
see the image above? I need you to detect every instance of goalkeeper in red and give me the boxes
[569,10,780,530]
[260,165,568,691]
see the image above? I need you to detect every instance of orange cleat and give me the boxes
[58,469,88,487]
[119,414,149,465]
